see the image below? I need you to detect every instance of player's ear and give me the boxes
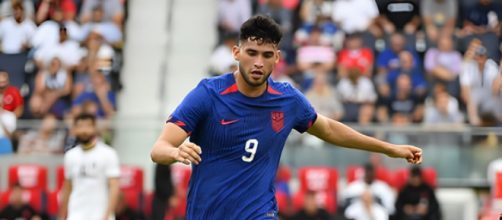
[232,45,240,61]
[275,50,281,64]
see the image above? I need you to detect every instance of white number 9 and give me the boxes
[242,139,258,162]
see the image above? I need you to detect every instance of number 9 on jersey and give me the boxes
[242,139,258,162]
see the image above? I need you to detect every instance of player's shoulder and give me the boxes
[268,78,299,96]
[64,146,82,158]
[195,73,234,92]
[96,142,118,154]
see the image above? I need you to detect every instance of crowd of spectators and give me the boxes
[0,0,126,155]
[212,0,502,128]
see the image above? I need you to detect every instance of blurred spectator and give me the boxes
[305,73,344,121]
[31,6,79,49]
[296,0,338,49]
[341,163,395,215]
[30,57,72,118]
[258,0,293,52]
[424,35,463,98]
[0,0,34,20]
[336,67,376,124]
[0,71,24,118]
[72,57,93,99]
[217,0,251,42]
[0,184,46,220]
[115,191,145,220]
[376,0,421,37]
[344,189,388,220]
[79,0,124,28]
[337,33,374,78]
[292,191,330,220]
[299,0,332,26]
[332,0,379,35]
[79,5,122,46]
[387,74,423,124]
[71,72,115,119]
[493,70,502,122]
[0,1,36,54]
[387,51,428,99]
[208,32,238,76]
[152,164,174,220]
[296,26,335,73]
[35,0,76,25]
[423,85,464,124]
[458,0,500,60]
[395,166,441,220]
[18,114,65,154]
[420,0,457,45]
[461,44,500,126]
[0,93,15,154]
[34,24,81,70]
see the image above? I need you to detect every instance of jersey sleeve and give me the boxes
[167,80,210,134]
[105,148,121,178]
[291,86,317,133]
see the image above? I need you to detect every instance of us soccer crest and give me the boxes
[271,111,284,132]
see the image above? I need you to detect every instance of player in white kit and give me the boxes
[58,113,120,220]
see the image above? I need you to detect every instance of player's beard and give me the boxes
[239,64,271,87]
[76,135,96,145]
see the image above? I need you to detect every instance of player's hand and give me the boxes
[387,144,422,164]
[174,142,202,165]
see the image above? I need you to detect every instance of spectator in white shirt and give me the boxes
[345,189,388,220]
[79,5,122,45]
[331,0,380,35]
[217,0,251,42]
[337,67,376,124]
[0,2,36,54]
[0,0,34,20]
[209,32,238,75]
[79,0,124,28]
[34,24,81,71]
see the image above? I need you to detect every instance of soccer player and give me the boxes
[58,113,120,220]
[150,15,422,219]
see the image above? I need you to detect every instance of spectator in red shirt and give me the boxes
[35,0,76,24]
[0,71,24,118]
[337,33,374,78]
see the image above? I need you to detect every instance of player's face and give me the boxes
[74,119,97,144]
[233,40,280,87]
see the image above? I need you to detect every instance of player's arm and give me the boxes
[150,122,202,165]
[103,177,119,220]
[307,114,422,164]
[57,179,72,220]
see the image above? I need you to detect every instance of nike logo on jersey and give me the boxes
[220,119,239,125]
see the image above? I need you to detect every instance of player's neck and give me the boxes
[234,72,267,97]
[80,138,97,151]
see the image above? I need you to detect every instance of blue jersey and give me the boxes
[168,73,317,219]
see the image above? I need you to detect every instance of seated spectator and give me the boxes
[79,0,124,28]
[0,71,24,118]
[217,0,251,43]
[72,72,115,119]
[296,0,338,48]
[115,191,145,220]
[208,32,238,76]
[30,57,72,118]
[424,84,464,124]
[305,73,344,121]
[344,189,388,220]
[34,23,81,71]
[296,26,336,74]
[457,0,500,60]
[388,74,423,124]
[0,1,36,54]
[337,67,376,124]
[461,44,500,126]
[31,6,78,49]
[420,0,457,45]
[424,35,463,98]
[299,0,333,26]
[258,0,294,55]
[341,163,396,215]
[387,51,428,99]
[395,166,441,220]
[79,5,122,46]
[17,114,65,154]
[35,0,76,25]
[72,57,93,99]
[0,184,45,220]
[0,0,34,20]
[376,0,421,38]
[0,93,16,154]
[337,33,374,78]
[292,191,330,220]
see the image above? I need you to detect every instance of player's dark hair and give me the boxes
[239,15,282,45]
[74,113,96,125]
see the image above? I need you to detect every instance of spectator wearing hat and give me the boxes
[395,166,441,220]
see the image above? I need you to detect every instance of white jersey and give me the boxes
[64,141,120,220]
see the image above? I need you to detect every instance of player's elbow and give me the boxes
[150,145,162,163]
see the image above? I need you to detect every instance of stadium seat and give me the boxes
[171,165,191,218]
[8,165,48,191]
[493,172,502,198]
[119,165,144,192]
[56,165,65,191]
[122,189,144,211]
[295,166,338,214]
[346,165,396,187]
[275,191,291,215]
[394,167,437,190]
[47,189,62,217]
[143,191,154,218]
[0,188,45,212]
